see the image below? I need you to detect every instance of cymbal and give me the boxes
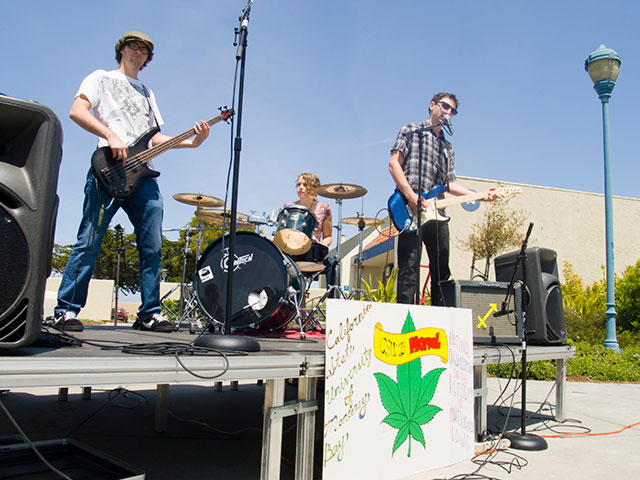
[316,183,367,199]
[342,216,384,227]
[173,193,224,207]
[195,208,251,227]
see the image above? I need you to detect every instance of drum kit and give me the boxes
[164,182,379,338]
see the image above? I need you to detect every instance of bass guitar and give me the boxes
[91,108,234,199]
[388,185,521,231]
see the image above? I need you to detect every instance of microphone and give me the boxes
[442,114,453,135]
[493,307,512,318]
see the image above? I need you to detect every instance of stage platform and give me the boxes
[0,325,574,479]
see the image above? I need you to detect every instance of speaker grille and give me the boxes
[441,280,522,344]
[0,206,29,314]
[544,284,565,342]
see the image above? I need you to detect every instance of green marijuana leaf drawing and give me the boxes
[373,312,445,457]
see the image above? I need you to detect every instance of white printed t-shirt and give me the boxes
[76,69,164,149]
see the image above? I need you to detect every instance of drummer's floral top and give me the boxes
[285,200,332,242]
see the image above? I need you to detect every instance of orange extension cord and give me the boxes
[538,421,640,439]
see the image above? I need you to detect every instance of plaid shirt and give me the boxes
[391,121,456,195]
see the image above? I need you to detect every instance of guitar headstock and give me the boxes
[495,185,522,198]
[219,106,235,122]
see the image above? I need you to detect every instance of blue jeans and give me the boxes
[56,169,164,318]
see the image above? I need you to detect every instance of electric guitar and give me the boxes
[388,185,521,231]
[91,108,234,199]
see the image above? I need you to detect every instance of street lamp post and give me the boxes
[585,44,621,352]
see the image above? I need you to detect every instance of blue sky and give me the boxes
[3,1,638,247]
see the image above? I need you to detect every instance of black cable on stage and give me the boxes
[64,387,147,438]
[0,392,73,480]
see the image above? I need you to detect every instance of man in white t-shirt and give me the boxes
[52,31,210,332]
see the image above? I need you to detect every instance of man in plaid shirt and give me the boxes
[389,92,498,305]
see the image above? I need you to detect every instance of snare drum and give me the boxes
[194,231,305,331]
[273,205,317,256]
[291,241,329,274]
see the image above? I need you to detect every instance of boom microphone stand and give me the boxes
[409,119,449,304]
[194,0,259,352]
[498,223,548,450]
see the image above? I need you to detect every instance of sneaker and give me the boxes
[132,313,175,332]
[52,311,84,332]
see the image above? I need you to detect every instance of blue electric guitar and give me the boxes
[388,185,521,231]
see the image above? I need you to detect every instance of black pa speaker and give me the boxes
[494,247,567,345]
[441,279,523,344]
[0,95,62,349]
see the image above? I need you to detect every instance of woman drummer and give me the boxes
[286,172,333,247]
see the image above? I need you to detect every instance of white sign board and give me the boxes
[323,300,474,479]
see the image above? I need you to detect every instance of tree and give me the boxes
[458,198,528,279]
[51,216,257,291]
[52,227,144,294]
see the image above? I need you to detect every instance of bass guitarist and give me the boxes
[52,31,210,332]
[388,92,498,306]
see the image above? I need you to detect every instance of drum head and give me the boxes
[273,229,312,255]
[194,232,290,328]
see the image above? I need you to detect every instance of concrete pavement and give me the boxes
[0,378,638,479]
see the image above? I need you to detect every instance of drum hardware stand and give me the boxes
[194,0,260,352]
[302,281,346,330]
[112,224,125,326]
[160,226,203,333]
[287,286,308,339]
[333,197,344,287]
[347,214,371,301]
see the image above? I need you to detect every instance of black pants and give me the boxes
[397,221,450,306]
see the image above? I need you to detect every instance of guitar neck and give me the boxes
[432,190,490,209]
[134,113,228,164]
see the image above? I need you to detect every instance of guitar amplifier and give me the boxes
[440,280,523,345]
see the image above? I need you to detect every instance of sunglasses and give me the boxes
[438,101,458,116]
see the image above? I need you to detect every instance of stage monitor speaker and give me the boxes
[440,279,523,345]
[0,95,62,349]
[494,247,567,345]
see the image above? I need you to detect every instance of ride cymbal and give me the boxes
[316,183,367,199]
[195,208,251,227]
[173,193,224,207]
[342,216,384,227]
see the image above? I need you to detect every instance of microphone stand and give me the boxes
[113,224,124,327]
[409,121,447,305]
[194,0,259,352]
[500,223,547,450]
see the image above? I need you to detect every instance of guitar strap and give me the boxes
[140,83,161,133]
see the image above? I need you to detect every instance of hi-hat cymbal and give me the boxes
[195,208,251,227]
[173,193,224,207]
[342,216,384,227]
[316,183,367,199]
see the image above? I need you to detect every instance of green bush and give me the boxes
[615,260,640,332]
[561,262,606,344]
[488,339,640,382]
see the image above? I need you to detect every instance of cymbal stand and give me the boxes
[160,226,202,333]
[347,215,371,301]
[287,286,307,340]
[334,198,343,285]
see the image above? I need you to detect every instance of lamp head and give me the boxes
[585,45,621,83]
[585,45,621,100]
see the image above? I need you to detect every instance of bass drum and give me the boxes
[194,231,305,331]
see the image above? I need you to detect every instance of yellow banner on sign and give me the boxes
[373,322,448,365]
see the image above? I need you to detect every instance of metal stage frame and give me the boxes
[0,326,574,479]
